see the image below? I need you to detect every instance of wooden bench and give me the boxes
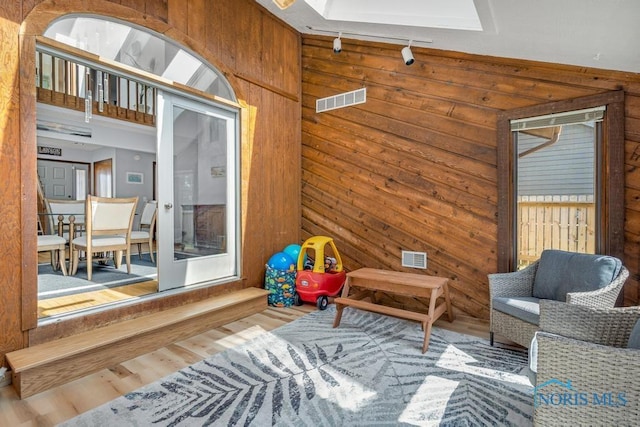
[333,268,454,353]
[6,287,269,398]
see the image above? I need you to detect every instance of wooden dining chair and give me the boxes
[39,199,82,272]
[70,195,138,280]
[37,234,68,276]
[45,198,86,240]
[130,200,157,263]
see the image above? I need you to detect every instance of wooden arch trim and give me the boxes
[20,0,244,101]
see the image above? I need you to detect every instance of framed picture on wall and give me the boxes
[126,172,144,184]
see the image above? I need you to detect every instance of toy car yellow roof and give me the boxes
[297,235,344,273]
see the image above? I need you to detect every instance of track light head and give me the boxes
[401,43,414,66]
[333,33,342,54]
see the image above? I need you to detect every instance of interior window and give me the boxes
[496,91,625,272]
[513,108,603,268]
[75,167,87,200]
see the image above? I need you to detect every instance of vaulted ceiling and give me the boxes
[256,0,640,73]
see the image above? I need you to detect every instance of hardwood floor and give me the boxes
[0,304,494,426]
[38,280,158,318]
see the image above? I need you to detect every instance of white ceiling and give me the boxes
[256,0,640,73]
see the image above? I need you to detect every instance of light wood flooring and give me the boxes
[38,280,158,318]
[0,305,495,427]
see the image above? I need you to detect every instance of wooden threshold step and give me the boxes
[7,287,269,399]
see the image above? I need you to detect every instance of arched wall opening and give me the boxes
[19,0,248,340]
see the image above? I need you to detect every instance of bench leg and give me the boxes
[333,304,344,328]
[369,290,377,304]
[422,320,432,353]
[443,283,455,322]
[490,332,494,346]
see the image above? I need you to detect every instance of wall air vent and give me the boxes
[401,251,427,269]
[316,88,366,113]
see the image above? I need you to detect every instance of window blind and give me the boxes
[510,106,605,131]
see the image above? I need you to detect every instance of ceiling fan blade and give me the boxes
[273,0,296,9]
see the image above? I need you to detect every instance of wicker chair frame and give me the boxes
[488,260,628,348]
[534,300,640,425]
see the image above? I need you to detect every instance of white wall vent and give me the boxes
[401,251,427,269]
[316,88,366,113]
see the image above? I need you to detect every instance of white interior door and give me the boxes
[37,160,90,200]
[37,160,74,199]
[156,90,239,291]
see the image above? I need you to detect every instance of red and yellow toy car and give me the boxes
[294,236,346,310]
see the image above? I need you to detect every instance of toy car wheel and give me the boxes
[316,295,329,310]
[294,293,303,306]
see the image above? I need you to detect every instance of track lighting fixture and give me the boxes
[307,27,429,65]
[333,33,342,54]
[401,41,415,66]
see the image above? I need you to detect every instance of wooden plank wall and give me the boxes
[0,2,27,365]
[0,0,300,360]
[301,35,640,319]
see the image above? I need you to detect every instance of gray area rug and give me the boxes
[38,255,157,300]
[62,306,533,426]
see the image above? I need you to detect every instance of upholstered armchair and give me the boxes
[531,300,640,426]
[488,249,628,348]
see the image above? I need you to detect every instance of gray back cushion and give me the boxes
[628,319,640,349]
[532,250,622,301]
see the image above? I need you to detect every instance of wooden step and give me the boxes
[7,287,269,398]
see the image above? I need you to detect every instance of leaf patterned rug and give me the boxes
[62,306,533,426]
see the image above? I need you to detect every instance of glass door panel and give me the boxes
[157,90,238,291]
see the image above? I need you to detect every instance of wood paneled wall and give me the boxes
[301,35,640,319]
[0,0,300,361]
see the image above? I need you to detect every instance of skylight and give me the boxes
[304,0,483,31]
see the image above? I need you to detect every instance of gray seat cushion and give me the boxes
[532,250,622,301]
[492,296,541,325]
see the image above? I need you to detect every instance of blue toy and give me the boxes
[283,243,306,266]
[268,251,295,271]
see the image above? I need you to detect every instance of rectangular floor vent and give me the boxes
[401,251,427,269]
[316,88,366,113]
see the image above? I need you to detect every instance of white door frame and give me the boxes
[156,89,240,291]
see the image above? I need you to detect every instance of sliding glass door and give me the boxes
[156,90,239,291]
